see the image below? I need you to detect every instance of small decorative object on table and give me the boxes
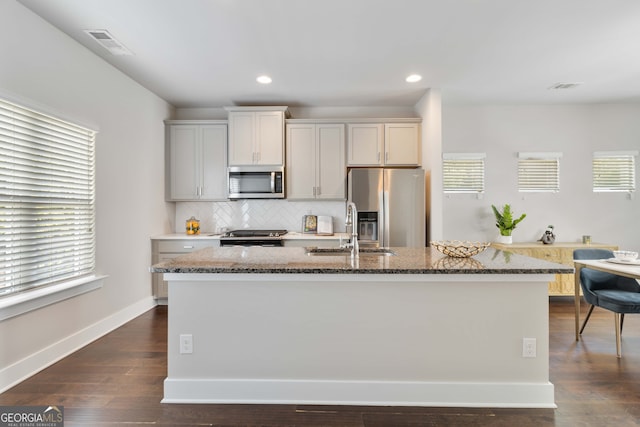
[612,250,638,262]
[539,225,555,245]
[431,240,491,258]
[186,216,200,235]
[302,215,317,233]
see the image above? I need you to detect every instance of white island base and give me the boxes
[163,273,555,408]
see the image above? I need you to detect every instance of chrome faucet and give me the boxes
[343,202,359,258]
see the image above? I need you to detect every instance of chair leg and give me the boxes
[620,313,625,334]
[580,305,595,335]
[615,313,622,358]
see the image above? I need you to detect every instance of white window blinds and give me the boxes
[0,98,96,297]
[443,153,485,193]
[593,151,637,193]
[518,152,561,193]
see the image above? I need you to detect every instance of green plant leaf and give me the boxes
[492,204,525,235]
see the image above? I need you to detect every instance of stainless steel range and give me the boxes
[219,229,288,247]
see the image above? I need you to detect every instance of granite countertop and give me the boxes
[150,246,575,275]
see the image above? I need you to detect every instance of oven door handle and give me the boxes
[270,172,276,193]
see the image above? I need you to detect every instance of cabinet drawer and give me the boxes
[533,247,562,263]
[156,239,216,253]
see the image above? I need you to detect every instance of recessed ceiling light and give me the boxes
[405,74,422,83]
[256,75,272,84]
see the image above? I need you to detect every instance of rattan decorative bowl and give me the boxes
[430,240,491,258]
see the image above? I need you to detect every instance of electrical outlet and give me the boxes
[523,337,536,358]
[180,334,193,354]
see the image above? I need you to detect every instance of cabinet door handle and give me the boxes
[377,152,381,162]
[385,152,389,162]
[316,186,320,196]
[183,245,195,249]
[312,187,316,196]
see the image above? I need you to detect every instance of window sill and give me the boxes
[0,275,107,322]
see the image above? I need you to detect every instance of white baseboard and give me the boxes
[162,378,557,408]
[0,296,157,393]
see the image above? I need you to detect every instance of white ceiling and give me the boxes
[17,0,640,108]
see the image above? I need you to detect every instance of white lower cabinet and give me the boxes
[151,238,220,303]
[286,123,345,200]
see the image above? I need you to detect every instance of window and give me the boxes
[0,98,96,298]
[593,151,637,193]
[518,152,561,193]
[442,153,485,194]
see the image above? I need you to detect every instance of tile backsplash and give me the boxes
[175,200,347,234]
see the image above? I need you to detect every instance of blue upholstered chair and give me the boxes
[574,249,640,357]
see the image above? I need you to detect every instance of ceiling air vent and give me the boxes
[84,29,133,56]
[548,82,582,90]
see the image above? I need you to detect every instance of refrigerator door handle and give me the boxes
[382,174,390,248]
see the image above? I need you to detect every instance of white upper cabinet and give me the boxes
[227,107,288,166]
[347,124,384,166]
[347,122,420,166]
[384,123,420,166]
[286,124,316,199]
[316,125,346,199]
[166,121,227,201]
[286,123,345,200]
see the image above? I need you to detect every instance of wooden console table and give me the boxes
[491,242,618,296]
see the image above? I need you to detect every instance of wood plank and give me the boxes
[2,301,640,426]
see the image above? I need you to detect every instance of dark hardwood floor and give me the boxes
[2,298,640,426]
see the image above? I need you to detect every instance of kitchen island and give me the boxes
[151,246,572,408]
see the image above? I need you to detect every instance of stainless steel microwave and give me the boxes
[227,166,285,199]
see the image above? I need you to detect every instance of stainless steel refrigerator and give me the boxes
[347,168,426,247]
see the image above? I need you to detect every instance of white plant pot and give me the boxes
[496,235,513,244]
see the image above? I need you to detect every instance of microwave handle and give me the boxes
[270,172,275,193]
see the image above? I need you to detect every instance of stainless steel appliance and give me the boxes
[220,229,287,247]
[347,168,425,247]
[227,166,284,199]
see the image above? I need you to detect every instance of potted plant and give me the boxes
[491,204,526,244]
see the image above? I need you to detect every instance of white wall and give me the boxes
[441,104,640,251]
[0,0,173,390]
[414,90,443,242]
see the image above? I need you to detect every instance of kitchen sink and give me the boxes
[305,247,395,256]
